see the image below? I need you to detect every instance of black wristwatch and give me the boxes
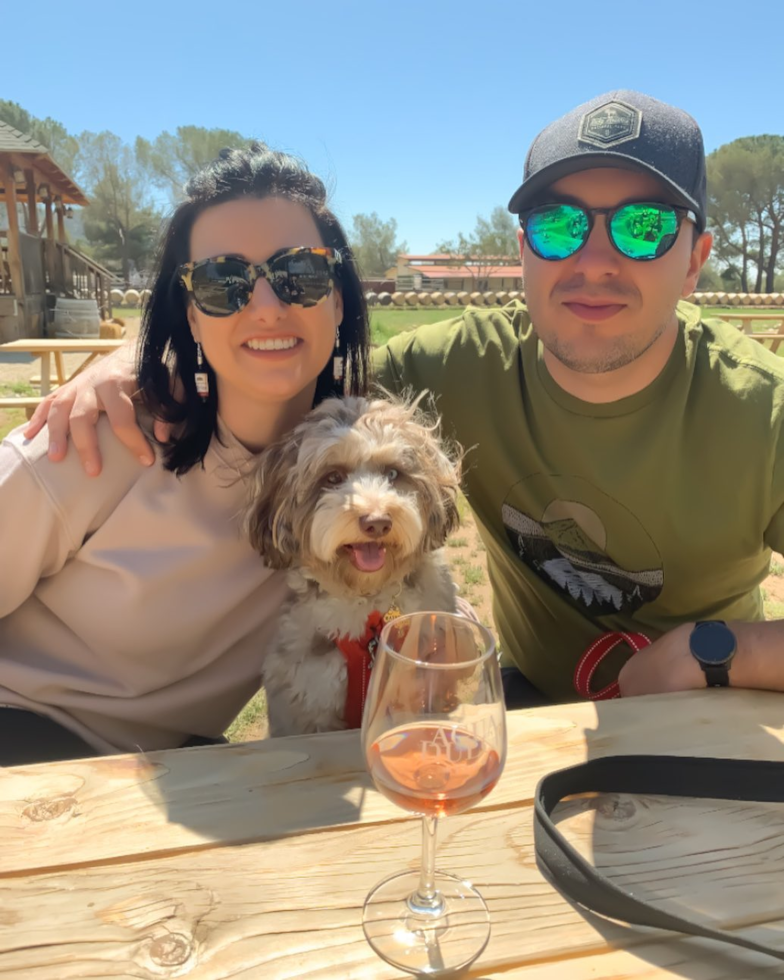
[689,620,737,687]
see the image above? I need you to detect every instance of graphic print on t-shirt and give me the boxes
[502,474,663,615]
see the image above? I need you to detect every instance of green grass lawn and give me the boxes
[702,306,784,322]
[370,307,459,345]
[0,381,35,440]
[114,304,784,347]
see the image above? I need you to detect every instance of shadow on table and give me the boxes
[547,690,784,977]
[135,727,371,847]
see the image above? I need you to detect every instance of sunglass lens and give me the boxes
[269,250,333,307]
[190,259,252,316]
[611,204,680,260]
[525,205,589,260]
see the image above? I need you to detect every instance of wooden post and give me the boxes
[56,200,67,243]
[55,200,71,293]
[97,273,109,319]
[43,196,56,289]
[43,197,54,240]
[24,169,39,235]
[0,162,27,328]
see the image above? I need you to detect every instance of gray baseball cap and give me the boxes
[507,90,707,231]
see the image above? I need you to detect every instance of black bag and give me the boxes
[534,755,784,962]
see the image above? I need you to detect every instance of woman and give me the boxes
[0,143,369,765]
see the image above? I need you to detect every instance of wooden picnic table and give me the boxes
[0,688,782,977]
[712,312,784,352]
[0,337,126,396]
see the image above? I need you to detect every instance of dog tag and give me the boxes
[383,604,402,624]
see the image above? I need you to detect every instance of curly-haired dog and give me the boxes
[245,395,461,736]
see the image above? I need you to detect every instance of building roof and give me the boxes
[400,253,520,265]
[404,265,522,279]
[0,121,88,206]
[399,254,455,261]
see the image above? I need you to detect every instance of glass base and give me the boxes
[362,869,490,976]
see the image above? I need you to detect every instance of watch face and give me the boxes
[690,621,736,665]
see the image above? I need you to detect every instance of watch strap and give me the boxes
[703,665,730,687]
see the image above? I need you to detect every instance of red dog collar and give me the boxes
[334,605,403,729]
[574,630,651,701]
[335,611,385,729]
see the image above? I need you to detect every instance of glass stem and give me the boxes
[408,815,445,915]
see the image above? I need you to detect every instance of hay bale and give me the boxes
[456,291,470,306]
[378,292,393,306]
[443,292,458,306]
[124,289,141,306]
[429,291,444,306]
[99,321,125,339]
[469,292,485,307]
[139,289,151,306]
[365,291,378,306]
[110,288,125,306]
[418,292,433,306]
[404,292,419,307]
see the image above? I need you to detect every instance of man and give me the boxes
[27,90,784,706]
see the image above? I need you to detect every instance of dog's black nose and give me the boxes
[359,514,392,538]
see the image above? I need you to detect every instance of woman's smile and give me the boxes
[243,336,302,354]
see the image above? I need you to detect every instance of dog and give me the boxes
[245,395,461,736]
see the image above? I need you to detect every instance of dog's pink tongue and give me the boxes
[350,542,386,572]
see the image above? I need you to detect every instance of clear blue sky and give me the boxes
[5,0,783,252]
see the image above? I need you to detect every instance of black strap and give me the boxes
[534,755,784,961]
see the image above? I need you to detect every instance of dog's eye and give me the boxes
[385,467,399,482]
[324,471,345,486]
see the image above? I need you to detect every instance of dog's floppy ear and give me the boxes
[424,445,462,550]
[244,432,302,570]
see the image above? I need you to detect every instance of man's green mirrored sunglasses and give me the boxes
[518,201,698,262]
[179,246,342,316]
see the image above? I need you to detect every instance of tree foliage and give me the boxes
[0,99,80,177]
[349,212,408,277]
[707,135,784,292]
[75,132,161,279]
[437,207,519,258]
[435,207,519,289]
[136,126,253,201]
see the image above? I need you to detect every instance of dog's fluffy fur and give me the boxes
[245,395,461,736]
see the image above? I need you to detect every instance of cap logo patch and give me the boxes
[579,100,641,148]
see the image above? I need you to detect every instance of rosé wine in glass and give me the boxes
[361,611,506,976]
[368,723,503,817]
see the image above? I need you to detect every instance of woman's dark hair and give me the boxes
[138,142,370,474]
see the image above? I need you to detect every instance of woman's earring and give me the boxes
[195,342,209,399]
[333,325,344,384]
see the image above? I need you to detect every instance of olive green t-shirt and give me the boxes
[372,302,784,701]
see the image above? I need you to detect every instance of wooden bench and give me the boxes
[0,339,126,396]
[0,396,42,420]
[750,330,784,353]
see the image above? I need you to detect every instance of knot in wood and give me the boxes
[594,793,637,822]
[148,933,193,968]
[22,795,78,822]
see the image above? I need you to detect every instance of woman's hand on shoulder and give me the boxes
[23,344,174,476]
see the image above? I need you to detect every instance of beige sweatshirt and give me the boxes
[0,418,289,754]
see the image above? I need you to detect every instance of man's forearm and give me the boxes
[617,619,784,697]
[730,620,784,691]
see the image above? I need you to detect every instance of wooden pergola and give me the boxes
[0,121,113,341]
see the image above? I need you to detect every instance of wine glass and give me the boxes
[361,611,506,975]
